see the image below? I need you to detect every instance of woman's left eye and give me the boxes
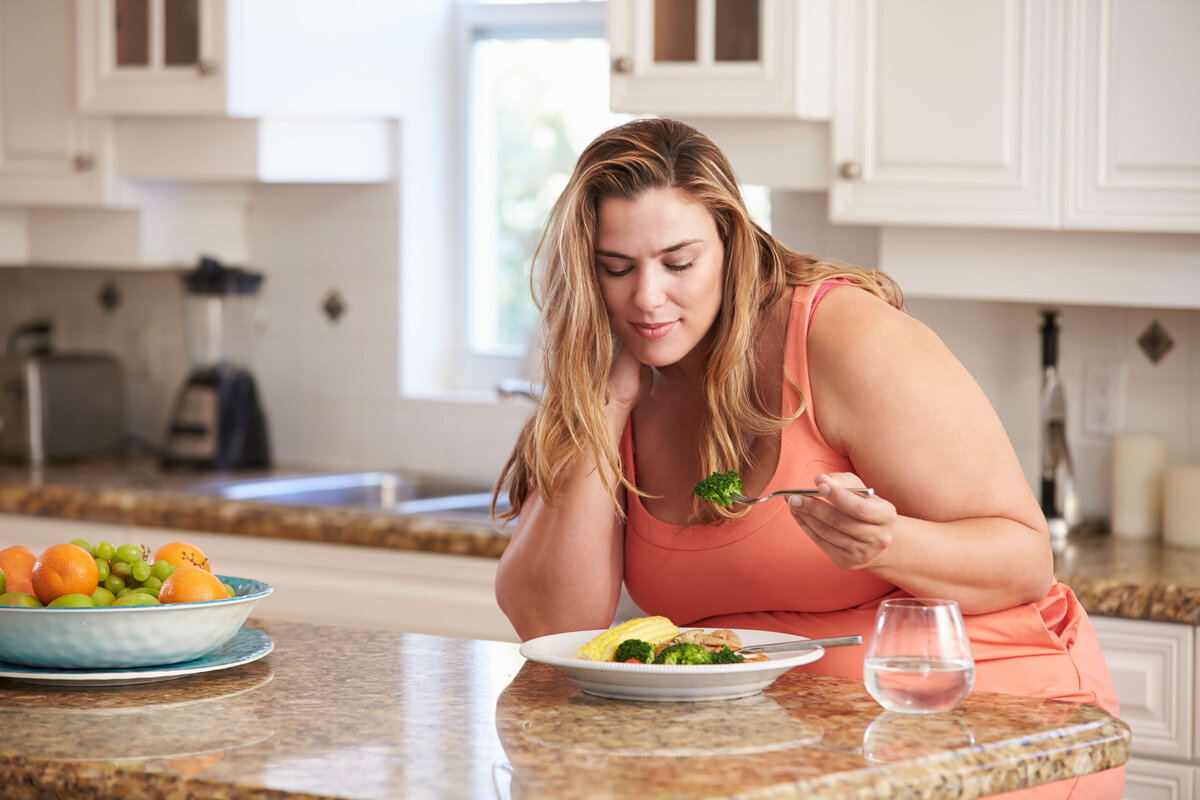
[664,261,693,272]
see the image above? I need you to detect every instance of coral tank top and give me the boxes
[620,282,1119,734]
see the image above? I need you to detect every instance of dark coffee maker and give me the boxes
[162,256,271,470]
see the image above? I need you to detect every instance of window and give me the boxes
[455,0,771,393]
[459,0,623,390]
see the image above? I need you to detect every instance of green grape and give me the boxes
[103,574,126,594]
[116,586,133,598]
[128,586,158,597]
[131,560,151,583]
[222,583,236,598]
[48,593,95,607]
[150,560,176,581]
[115,544,143,564]
[140,576,162,593]
[69,538,92,553]
[90,586,116,607]
[93,541,115,560]
[111,560,133,578]
[111,593,159,607]
[95,558,110,582]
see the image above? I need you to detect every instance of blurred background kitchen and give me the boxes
[0,0,1196,526]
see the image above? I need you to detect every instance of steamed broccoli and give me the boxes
[614,638,654,663]
[694,470,742,506]
[710,646,745,664]
[653,642,713,665]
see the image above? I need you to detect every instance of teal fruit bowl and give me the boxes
[0,575,271,669]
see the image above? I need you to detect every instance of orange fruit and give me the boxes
[159,566,227,604]
[0,545,36,595]
[152,541,211,572]
[31,543,99,604]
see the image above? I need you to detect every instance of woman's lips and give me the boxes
[633,321,676,340]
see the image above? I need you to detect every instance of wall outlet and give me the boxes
[1083,361,1127,436]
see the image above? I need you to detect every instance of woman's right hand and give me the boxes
[605,338,651,413]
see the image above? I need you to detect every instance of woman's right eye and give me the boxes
[600,264,634,278]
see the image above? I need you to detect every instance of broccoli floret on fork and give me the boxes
[693,470,742,506]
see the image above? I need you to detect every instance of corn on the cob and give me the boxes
[574,616,679,661]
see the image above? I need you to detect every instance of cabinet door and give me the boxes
[1122,757,1197,800]
[1092,615,1195,761]
[1063,0,1200,233]
[0,0,112,206]
[830,0,1061,227]
[609,0,830,118]
[76,0,227,114]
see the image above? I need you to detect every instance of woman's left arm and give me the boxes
[795,286,1053,614]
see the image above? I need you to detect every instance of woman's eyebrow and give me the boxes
[595,239,702,260]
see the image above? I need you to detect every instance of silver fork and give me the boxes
[730,487,874,505]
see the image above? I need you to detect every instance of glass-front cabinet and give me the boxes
[76,0,225,114]
[608,0,831,118]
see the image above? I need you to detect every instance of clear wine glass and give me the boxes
[863,598,975,714]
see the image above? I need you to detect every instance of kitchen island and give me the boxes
[0,619,1129,800]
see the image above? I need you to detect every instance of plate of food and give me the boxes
[519,616,826,702]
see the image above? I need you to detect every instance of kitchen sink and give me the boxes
[181,471,509,521]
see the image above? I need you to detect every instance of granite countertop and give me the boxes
[2,460,1199,625]
[0,619,1129,800]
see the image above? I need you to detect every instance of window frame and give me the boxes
[453,0,608,393]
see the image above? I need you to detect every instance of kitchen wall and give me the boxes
[1,186,1196,520]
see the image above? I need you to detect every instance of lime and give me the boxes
[111,593,160,607]
[90,586,117,607]
[48,593,95,608]
[0,591,44,607]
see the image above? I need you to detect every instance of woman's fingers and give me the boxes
[789,473,896,569]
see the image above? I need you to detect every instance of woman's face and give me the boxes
[594,187,724,371]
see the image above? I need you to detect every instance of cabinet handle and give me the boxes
[838,161,863,180]
[73,154,95,172]
[612,56,633,74]
[197,59,218,77]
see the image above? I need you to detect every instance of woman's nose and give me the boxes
[632,267,665,310]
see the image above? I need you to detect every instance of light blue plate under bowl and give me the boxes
[0,626,274,686]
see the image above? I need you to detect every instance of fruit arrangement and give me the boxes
[0,540,234,609]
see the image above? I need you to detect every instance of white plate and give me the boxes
[0,626,273,686]
[519,628,824,702]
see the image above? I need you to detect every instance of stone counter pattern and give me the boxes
[0,480,510,559]
[0,621,1129,800]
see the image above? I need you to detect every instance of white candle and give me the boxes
[1164,465,1200,548]
[1111,432,1170,540]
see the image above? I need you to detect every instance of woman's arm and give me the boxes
[793,286,1053,614]
[494,344,649,640]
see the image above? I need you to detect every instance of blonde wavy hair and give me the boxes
[493,119,903,526]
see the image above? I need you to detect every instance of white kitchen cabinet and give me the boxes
[829,0,1061,228]
[76,0,411,118]
[830,0,1200,234]
[0,513,519,643]
[1122,758,1198,800]
[0,0,115,207]
[1092,615,1199,798]
[1063,0,1200,233]
[608,0,831,119]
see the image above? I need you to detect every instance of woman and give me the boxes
[493,119,1120,798]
